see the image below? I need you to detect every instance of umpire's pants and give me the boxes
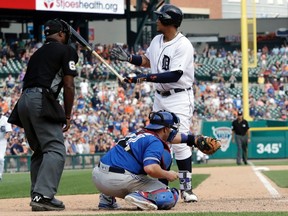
[18,89,66,198]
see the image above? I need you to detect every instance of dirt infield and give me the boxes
[1,164,288,215]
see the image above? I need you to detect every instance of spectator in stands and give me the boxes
[79,79,89,96]
[5,74,16,89]
[76,95,86,111]
[1,54,8,67]
[9,137,24,167]
[229,74,237,89]
[233,94,242,110]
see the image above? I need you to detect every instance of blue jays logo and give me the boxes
[212,126,232,152]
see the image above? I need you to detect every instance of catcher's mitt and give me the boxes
[194,135,221,155]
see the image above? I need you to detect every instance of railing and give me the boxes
[4,153,106,173]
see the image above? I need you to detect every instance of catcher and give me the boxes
[92,110,220,210]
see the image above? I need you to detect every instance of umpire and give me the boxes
[231,111,250,165]
[13,19,78,211]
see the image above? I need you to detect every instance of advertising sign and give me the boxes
[202,121,288,159]
[0,0,125,14]
[0,1,35,10]
[36,0,125,14]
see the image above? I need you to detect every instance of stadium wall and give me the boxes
[1,18,287,44]
[202,120,288,160]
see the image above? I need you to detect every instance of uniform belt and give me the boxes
[98,162,125,174]
[24,87,43,93]
[156,87,192,97]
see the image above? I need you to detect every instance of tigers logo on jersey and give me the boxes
[162,55,170,70]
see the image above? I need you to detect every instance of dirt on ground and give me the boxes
[1,164,288,216]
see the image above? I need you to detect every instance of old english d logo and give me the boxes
[162,55,170,70]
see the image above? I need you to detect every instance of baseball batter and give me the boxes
[111,4,197,202]
[92,111,180,210]
[0,108,12,181]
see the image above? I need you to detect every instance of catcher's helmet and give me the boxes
[154,4,183,27]
[145,110,180,142]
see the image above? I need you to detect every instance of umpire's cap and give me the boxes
[44,19,70,37]
[154,4,183,27]
[145,110,180,130]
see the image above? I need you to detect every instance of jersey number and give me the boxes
[69,61,76,70]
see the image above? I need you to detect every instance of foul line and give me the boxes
[249,162,281,198]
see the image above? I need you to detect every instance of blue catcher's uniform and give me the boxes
[101,129,171,174]
[92,110,180,210]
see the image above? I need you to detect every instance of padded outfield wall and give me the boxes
[202,120,288,159]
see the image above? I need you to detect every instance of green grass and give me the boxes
[263,170,288,188]
[1,160,287,200]
[0,169,207,199]
[251,160,288,166]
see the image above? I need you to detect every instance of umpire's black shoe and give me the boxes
[30,194,65,211]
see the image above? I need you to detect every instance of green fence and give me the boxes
[4,153,105,173]
[202,120,288,159]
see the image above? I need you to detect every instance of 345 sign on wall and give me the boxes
[250,136,286,158]
[256,143,283,154]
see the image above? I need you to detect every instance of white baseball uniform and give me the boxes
[0,114,12,179]
[145,32,195,160]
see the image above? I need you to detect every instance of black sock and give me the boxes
[176,156,192,172]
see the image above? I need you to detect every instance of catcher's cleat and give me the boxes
[30,194,65,211]
[98,193,120,210]
[125,192,158,211]
[181,190,198,203]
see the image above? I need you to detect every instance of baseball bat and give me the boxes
[69,27,125,82]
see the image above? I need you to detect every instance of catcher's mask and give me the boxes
[145,110,180,142]
[154,4,183,27]
[44,18,71,44]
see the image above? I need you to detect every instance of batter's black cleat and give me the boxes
[30,194,65,211]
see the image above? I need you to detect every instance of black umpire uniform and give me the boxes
[16,19,78,211]
[231,111,250,165]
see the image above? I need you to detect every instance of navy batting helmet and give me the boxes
[154,4,183,27]
[145,110,180,142]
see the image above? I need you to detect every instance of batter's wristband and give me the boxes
[129,55,142,66]
[181,134,195,147]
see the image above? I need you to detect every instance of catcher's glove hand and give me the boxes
[194,135,221,155]
[111,46,130,62]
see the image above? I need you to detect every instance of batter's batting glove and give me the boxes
[111,46,130,62]
[124,74,148,83]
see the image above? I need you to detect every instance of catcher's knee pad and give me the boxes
[145,188,179,210]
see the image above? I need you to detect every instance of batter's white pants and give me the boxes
[153,89,194,160]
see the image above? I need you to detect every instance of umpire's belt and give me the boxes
[156,87,191,97]
[24,87,43,93]
[98,162,125,174]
